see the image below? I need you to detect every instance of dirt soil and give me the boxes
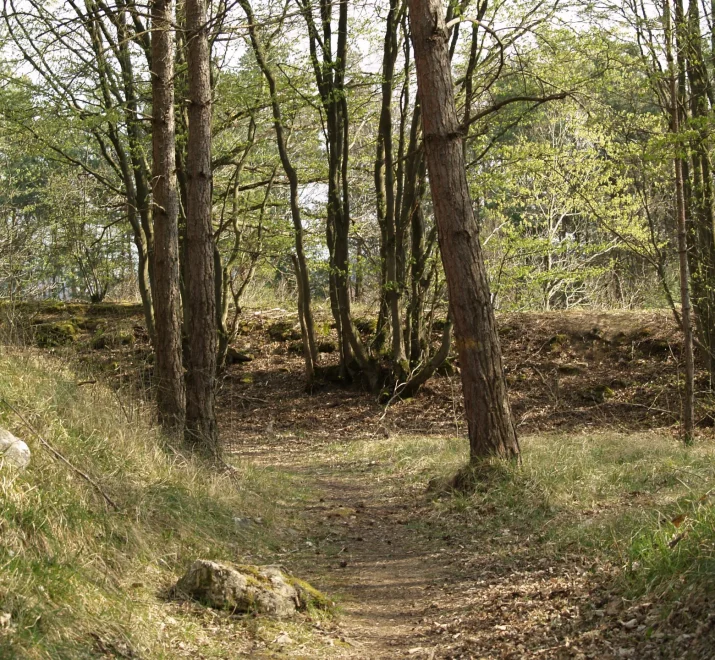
[229,431,714,659]
[218,308,713,451]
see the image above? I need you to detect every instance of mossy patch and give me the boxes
[582,384,614,403]
[318,340,337,354]
[33,321,78,347]
[288,340,305,355]
[548,333,569,352]
[353,317,377,335]
[268,321,300,342]
[91,329,135,350]
[287,577,335,614]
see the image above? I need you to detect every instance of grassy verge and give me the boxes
[318,431,715,609]
[0,348,321,659]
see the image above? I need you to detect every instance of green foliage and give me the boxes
[268,320,301,341]
[628,500,715,601]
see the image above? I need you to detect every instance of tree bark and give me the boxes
[375,0,407,373]
[184,0,219,456]
[296,0,373,383]
[408,0,519,460]
[683,0,715,383]
[665,0,695,443]
[151,0,186,432]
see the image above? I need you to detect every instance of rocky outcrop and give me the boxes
[172,560,331,617]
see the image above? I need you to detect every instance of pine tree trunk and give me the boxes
[151,0,186,432]
[184,0,219,456]
[408,0,519,460]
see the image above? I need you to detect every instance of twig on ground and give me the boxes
[609,401,679,419]
[236,394,269,404]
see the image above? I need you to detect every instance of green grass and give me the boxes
[0,348,317,658]
[316,430,715,608]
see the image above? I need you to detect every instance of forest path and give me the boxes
[235,438,455,658]
[231,437,631,660]
[285,457,454,658]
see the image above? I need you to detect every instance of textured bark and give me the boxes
[151,0,185,431]
[292,255,315,382]
[401,314,452,398]
[184,0,219,456]
[375,0,407,372]
[683,0,715,382]
[114,5,156,309]
[297,0,372,382]
[408,0,519,460]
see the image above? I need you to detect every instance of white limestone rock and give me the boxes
[0,428,31,469]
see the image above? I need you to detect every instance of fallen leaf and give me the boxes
[671,514,686,528]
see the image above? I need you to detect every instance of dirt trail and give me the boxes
[236,439,600,659]
[293,470,452,657]
[214,309,712,658]
[232,437,712,660]
[237,438,452,657]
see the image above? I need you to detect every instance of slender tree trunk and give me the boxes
[666,0,695,443]
[354,240,364,302]
[292,255,315,382]
[296,0,373,383]
[151,0,185,432]
[683,0,715,383]
[184,0,219,456]
[134,220,156,339]
[239,0,319,375]
[408,0,519,460]
[375,0,407,373]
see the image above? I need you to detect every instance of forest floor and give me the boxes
[227,430,714,659]
[215,307,715,659]
[5,302,715,658]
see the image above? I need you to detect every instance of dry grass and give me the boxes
[0,347,323,659]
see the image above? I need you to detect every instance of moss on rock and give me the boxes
[34,321,78,348]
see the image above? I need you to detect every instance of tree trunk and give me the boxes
[292,255,315,383]
[375,0,407,373]
[666,0,695,443]
[239,0,319,376]
[151,0,185,432]
[184,0,219,456]
[683,0,715,383]
[408,0,519,460]
[296,0,374,383]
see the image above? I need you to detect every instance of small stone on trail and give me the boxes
[273,632,293,646]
